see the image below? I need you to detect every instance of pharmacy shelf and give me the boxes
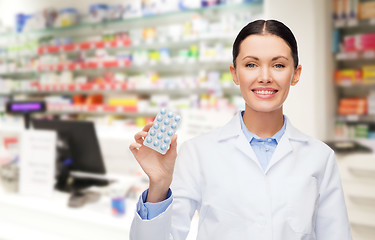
[41,35,234,55]
[10,84,239,96]
[337,115,373,123]
[38,39,131,55]
[0,59,232,77]
[334,18,375,29]
[337,115,375,123]
[336,82,375,88]
[0,51,37,60]
[0,35,236,61]
[46,104,150,116]
[44,105,237,117]
[336,50,375,61]
[0,1,263,39]
[0,39,131,60]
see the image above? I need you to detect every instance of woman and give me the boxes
[129,19,352,240]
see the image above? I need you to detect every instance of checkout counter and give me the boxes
[0,124,199,240]
[0,175,138,240]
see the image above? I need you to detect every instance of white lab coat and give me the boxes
[130,112,352,240]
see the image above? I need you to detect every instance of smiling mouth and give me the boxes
[252,89,278,95]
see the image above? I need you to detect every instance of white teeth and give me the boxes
[254,90,276,95]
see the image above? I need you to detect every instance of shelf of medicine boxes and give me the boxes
[0,59,234,77]
[0,2,257,116]
[0,1,262,62]
[334,17,375,29]
[0,32,235,76]
[334,15,375,62]
[0,11,250,76]
[0,1,263,39]
[337,114,375,123]
[336,50,375,61]
[333,15,375,123]
[9,82,240,95]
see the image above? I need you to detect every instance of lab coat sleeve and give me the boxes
[130,140,202,240]
[315,150,352,240]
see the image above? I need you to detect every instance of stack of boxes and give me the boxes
[338,98,367,115]
[335,65,375,85]
[333,0,375,22]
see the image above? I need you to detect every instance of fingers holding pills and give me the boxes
[129,142,142,155]
[142,122,153,131]
[133,121,154,145]
[134,131,148,144]
[129,109,181,197]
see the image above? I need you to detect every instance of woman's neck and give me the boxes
[242,106,284,139]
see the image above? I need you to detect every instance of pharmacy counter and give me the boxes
[0,176,139,240]
[336,153,375,240]
[0,178,198,240]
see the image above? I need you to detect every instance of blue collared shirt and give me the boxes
[137,111,286,219]
[239,111,286,171]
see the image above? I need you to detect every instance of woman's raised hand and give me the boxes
[129,122,178,202]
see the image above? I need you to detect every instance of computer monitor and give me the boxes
[31,118,108,191]
[6,100,46,129]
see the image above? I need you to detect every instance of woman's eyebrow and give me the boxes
[272,56,289,61]
[241,56,289,61]
[242,56,259,61]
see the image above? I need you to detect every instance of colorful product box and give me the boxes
[333,0,359,21]
[108,96,138,107]
[334,69,363,84]
[360,33,375,51]
[343,35,356,52]
[363,65,375,84]
[359,1,375,19]
[338,98,368,115]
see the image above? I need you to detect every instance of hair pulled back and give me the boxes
[232,20,299,69]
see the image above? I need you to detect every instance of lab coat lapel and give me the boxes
[265,117,309,173]
[234,133,260,167]
[265,132,293,173]
[218,111,260,167]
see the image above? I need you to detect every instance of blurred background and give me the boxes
[0,0,374,239]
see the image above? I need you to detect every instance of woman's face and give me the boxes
[230,34,302,114]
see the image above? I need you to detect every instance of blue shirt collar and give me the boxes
[239,110,286,143]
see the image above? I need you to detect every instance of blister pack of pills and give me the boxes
[143,108,182,155]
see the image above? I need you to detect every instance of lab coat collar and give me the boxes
[218,111,310,172]
[218,111,309,143]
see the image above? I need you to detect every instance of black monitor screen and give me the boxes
[31,119,106,175]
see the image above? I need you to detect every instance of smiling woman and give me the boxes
[229,20,302,138]
[129,20,352,240]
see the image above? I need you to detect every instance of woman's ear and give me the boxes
[230,64,239,85]
[291,65,302,86]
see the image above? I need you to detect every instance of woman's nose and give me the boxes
[258,67,272,83]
